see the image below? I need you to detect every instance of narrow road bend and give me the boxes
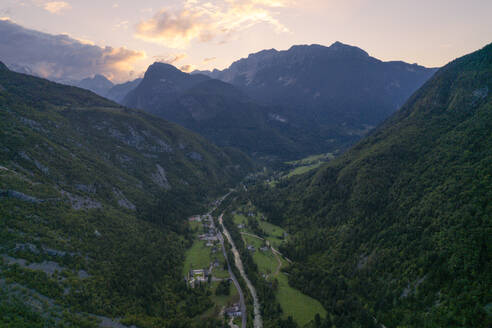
[220,214,263,328]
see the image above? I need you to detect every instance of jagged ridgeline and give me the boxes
[123,43,437,162]
[0,64,252,327]
[251,44,492,327]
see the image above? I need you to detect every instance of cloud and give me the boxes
[135,0,291,48]
[113,20,129,30]
[153,53,188,64]
[203,57,216,63]
[179,64,195,73]
[0,20,145,82]
[43,1,71,14]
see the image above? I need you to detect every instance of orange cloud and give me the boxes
[153,53,188,64]
[100,47,146,81]
[136,8,207,48]
[43,1,71,14]
[179,64,195,73]
[135,0,291,48]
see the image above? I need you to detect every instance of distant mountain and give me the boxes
[124,62,211,115]
[124,62,340,160]
[197,41,437,127]
[66,75,142,102]
[251,44,492,327]
[72,74,114,96]
[106,77,142,103]
[4,65,118,98]
[126,44,436,161]
[0,63,252,326]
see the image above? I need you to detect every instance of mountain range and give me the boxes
[197,42,437,126]
[123,63,331,160]
[70,75,143,104]
[121,42,437,161]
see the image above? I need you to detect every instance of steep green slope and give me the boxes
[251,44,492,327]
[0,66,252,327]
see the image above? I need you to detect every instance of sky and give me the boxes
[0,0,491,83]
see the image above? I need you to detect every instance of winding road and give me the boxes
[207,193,247,328]
[217,220,247,328]
[220,215,263,328]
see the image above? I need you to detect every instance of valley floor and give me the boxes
[182,193,328,327]
[226,203,327,327]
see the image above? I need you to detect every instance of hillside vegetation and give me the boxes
[0,64,252,327]
[251,44,492,327]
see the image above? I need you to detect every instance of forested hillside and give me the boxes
[250,44,492,327]
[0,64,252,327]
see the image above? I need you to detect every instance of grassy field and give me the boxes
[234,212,287,247]
[211,254,230,279]
[182,240,212,275]
[259,220,286,248]
[210,281,238,308]
[286,153,334,165]
[270,152,337,182]
[259,220,285,237]
[242,234,263,246]
[232,213,248,226]
[199,281,239,320]
[276,273,327,326]
[286,162,323,177]
[253,250,278,275]
[189,220,202,231]
[213,266,230,279]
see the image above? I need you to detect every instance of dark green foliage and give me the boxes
[3,265,63,299]
[0,67,253,326]
[247,216,264,237]
[0,295,58,328]
[251,44,492,327]
[215,279,231,296]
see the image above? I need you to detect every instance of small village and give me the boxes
[185,213,244,324]
[185,214,219,284]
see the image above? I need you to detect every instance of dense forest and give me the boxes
[250,43,492,327]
